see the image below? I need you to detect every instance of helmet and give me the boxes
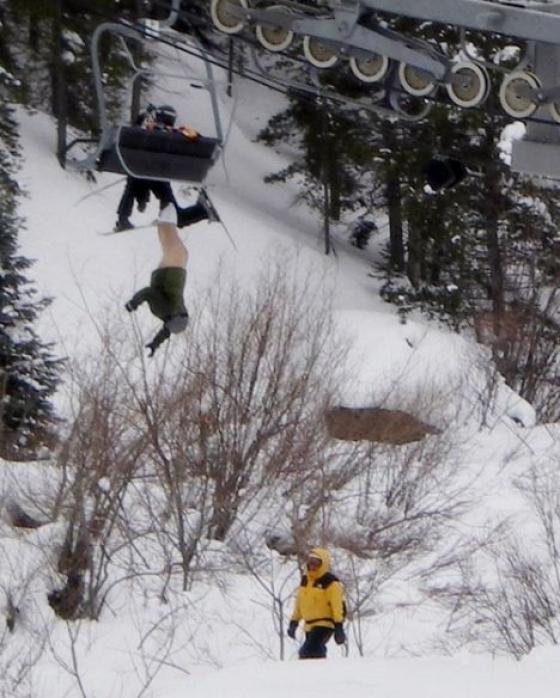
[154,104,177,127]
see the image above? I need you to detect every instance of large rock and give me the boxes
[325,406,440,445]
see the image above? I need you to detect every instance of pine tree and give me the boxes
[373,52,560,416]
[257,17,560,415]
[0,93,62,457]
[259,95,364,218]
[257,86,380,259]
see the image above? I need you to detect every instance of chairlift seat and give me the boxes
[97,126,221,182]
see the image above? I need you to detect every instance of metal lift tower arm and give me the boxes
[361,0,560,45]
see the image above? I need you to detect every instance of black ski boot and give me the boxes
[197,188,220,223]
[115,218,134,232]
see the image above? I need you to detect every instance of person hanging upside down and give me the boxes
[125,204,192,356]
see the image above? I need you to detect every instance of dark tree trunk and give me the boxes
[320,107,335,255]
[131,76,143,123]
[386,175,405,272]
[480,125,506,339]
[28,12,40,53]
[406,224,423,288]
[52,0,67,167]
[323,173,332,255]
[327,145,341,222]
[429,237,446,285]
[484,168,505,319]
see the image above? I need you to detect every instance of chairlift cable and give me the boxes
[74,2,382,118]
[66,0,560,182]
[75,1,408,123]
[166,3,560,131]
[64,0,560,132]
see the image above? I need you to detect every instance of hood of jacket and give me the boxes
[307,546,330,580]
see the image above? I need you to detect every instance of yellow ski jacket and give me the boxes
[290,547,345,632]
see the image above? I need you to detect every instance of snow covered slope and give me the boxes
[182,650,560,698]
[4,47,560,698]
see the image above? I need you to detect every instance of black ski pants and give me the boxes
[299,626,333,659]
[117,178,176,222]
[117,179,208,229]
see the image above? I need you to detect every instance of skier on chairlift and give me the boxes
[115,104,211,232]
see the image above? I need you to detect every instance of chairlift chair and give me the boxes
[97,121,221,182]
[69,15,226,184]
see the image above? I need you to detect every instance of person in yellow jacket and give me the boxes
[287,547,346,659]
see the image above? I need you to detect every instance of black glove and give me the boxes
[145,326,171,357]
[287,620,298,639]
[334,623,346,645]
[125,299,136,313]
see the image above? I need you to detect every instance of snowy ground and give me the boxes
[182,649,560,698]
[3,39,560,698]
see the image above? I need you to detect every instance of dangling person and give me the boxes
[125,204,192,356]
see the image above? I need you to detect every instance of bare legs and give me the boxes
[157,222,188,269]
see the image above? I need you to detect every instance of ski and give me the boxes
[217,217,238,252]
[97,190,237,249]
[75,176,127,206]
[98,220,157,236]
[198,187,238,252]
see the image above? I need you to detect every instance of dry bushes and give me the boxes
[46,257,351,610]
[424,463,560,658]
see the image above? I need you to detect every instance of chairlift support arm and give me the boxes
[160,0,181,28]
[226,0,560,78]
[90,21,145,149]
[359,0,560,46]
[91,18,225,143]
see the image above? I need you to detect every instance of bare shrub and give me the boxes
[428,464,560,658]
[130,256,351,590]
[50,327,149,619]
[44,255,353,614]
[473,290,560,421]
[0,522,63,697]
[332,436,472,642]
[428,535,560,658]
[229,537,298,660]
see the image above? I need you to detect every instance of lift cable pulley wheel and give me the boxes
[498,71,541,118]
[211,0,248,35]
[398,62,437,97]
[446,61,490,108]
[255,5,295,51]
[303,35,339,68]
[349,52,390,83]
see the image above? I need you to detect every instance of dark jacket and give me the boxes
[130,267,187,320]
[127,267,189,355]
